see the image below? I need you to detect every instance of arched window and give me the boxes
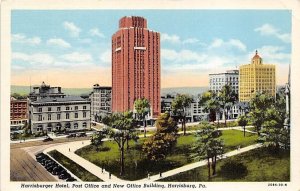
[83,122,87,128]
[74,123,78,129]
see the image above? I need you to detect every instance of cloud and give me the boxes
[89,28,105,38]
[254,46,290,63]
[182,38,199,44]
[99,49,111,64]
[161,33,181,44]
[63,21,81,37]
[46,38,71,48]
[254,24,291,43]
[208,38,247,51]
[12,52,54,66]
[12,34,41,45]
[162,49,207,64]
[60,52,93,63]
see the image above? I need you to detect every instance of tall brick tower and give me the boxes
[112,16,161,117]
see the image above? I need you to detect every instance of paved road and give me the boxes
[10,148,56,181]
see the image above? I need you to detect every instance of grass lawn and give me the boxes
[75,129,257,181]
[48,150,102,181]
[159,147,290,182]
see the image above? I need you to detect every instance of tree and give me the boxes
[134,98,150,138]
[171,94,193,135]
[91,130,106,151]
[199,91,221,124]
[237,115,248,137]
[102,111,137,176]
[249,92,274,136]
[260,106,289,151]
[143,112,178,161]
[191,122,224,179]
[219,85,237,126]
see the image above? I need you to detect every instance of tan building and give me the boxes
[239,50,276,102]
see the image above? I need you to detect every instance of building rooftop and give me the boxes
[32,96,88,104]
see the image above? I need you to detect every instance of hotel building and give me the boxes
[112,16,161,117]
[10,97,28,127]
[28,82,91,133]
[239,51,276,102]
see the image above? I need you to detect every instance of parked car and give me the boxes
[43,137,53,142]
[51,166,64,175]
[77,132,87,137]
[66,133,76,138]
[66,177,77,182]
[59,172,71,179]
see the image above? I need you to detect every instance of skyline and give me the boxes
[11,10,291,88]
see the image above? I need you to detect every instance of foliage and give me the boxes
[237,115,248,137]
[191,122,224,178]
[91,131,106,151]
[218,85,238,125]
[171,94,193,135]
[199,91,221,123]
[48,150,102,181]
[134,98,150,137]
[249,92,289,151]
[102,111,138,176]
[143,112,178,161]
[11,93,27,100]
[220,160,248,179]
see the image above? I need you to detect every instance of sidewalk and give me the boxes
[43,140,125,182]
[143,143,262,181]
[43,138,261,182]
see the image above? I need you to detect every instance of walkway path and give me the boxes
[43,139,125,182]
[143,143,262,181]
[43,138,261,182]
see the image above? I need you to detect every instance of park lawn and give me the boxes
[159,147,290,182]
[48,150,102,182]
[75,130,258,181]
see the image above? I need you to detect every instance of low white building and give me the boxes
[30,96,91,133]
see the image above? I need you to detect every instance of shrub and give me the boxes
[220,160,248,179]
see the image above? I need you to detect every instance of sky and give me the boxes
[11,10,291,88]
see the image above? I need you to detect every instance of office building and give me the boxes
[112,16,161,117]
[10,97,28,127]
[90,84,112,122]
[239,51,276,102]
[209,70,239,94]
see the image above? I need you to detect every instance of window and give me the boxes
[75,106,78,110]
[48,107,51,112]
[83,122,87,128]
[38,108,42,112]
[75,113,78,118]
[83,106,87,110]
[74,123,78,129]
[57,107,61,111]
[48,114,51,120]
[57,114,61,120]
[66,106,70,111]
[83,112,86,118]
[38,115,42,121]
[66,113,69,119]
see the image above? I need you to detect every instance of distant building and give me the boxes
[28,82,91,133]
[10,97,28,127]
[90,84,111,122]
[112,16,161,118]
[239,51,276,102]
[209,70,239,94]
[161,94,175,113]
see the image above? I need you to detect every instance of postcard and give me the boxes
[1,0,300,191]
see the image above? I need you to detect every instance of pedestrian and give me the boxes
[109,172,111,179]
[238,145,241,151]
[148,173,150,180]
[101,166,104,173]
[160,172,162,178]
[69,148,70,152]
[82,141,84,145]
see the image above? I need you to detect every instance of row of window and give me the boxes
[38,112,87,121]
[37,105,87,112]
